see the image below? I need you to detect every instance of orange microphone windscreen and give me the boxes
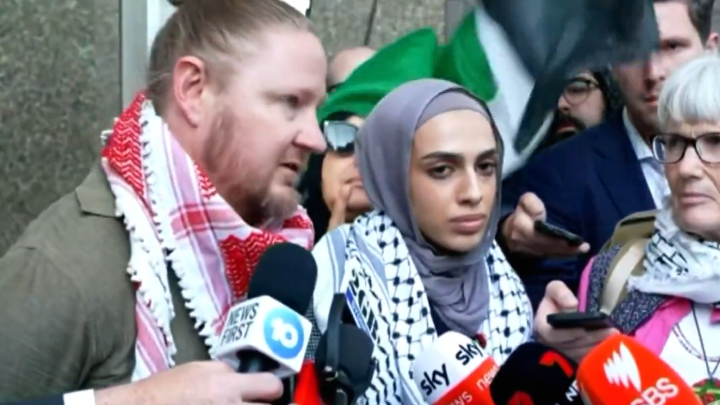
[576,334,700,405]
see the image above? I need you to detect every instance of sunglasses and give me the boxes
[323,120,358,155]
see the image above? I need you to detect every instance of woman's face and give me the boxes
[408,109,499,252]
[665,120,720,240]
[321,115,371,219]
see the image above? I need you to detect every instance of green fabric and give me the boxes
[318,10,498,124]
[317,28,439,123]
[434,11,497,101]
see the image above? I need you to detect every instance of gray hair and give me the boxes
[658,52,720,130]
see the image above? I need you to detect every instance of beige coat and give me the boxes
[0,163,209,402]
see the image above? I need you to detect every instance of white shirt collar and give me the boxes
[623,108,654,161]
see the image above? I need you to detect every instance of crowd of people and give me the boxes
[2,0,720,404]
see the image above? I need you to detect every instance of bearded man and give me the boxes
[537,69,623,151]
[0,0,326,402]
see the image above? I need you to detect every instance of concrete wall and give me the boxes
[313,0,444,55]
[0,0,122,253]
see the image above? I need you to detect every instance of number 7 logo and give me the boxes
[540,351,574,378]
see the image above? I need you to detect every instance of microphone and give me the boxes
[314,294,375,405]
[490,342,581,405]
[214,242,318,378]
[577,334,701,405]
[313,323,375,405]
[295,294,375,405]
[411,331,499,405]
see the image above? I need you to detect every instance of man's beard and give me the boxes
[201,108,300,226]
[549,112,587,136]
[537,112,588,152]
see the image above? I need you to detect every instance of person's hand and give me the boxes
[534,281,618,363]
[328,184,353,232]
[502,192,590,256]
[328,179,365,231]
[96,361,283,405]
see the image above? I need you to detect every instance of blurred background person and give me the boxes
[299,31,437,240]
[537,69,624,151]
[327,46,376,90]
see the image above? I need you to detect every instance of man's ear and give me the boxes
[171,55,209,128]
[705,32,719,51]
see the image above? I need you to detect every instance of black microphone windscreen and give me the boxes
[490,342,579,405]
[315,324,375,401]
[247,242,318,315]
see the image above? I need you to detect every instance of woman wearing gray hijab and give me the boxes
[311,79,532,405]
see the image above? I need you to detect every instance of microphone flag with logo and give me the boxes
[214,243,318,378]
[577,334,701,405]
[411,331,498,405]
[489,342,581,405]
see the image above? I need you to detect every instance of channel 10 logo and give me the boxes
[263,307,305,359]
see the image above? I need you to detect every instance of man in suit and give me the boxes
[500,0,719,309]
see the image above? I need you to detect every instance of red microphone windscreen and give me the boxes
[576,334,701,405]
[295,361,325,405]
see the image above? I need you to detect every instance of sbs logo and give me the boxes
[263,307,304,359]
[604,343,641,391]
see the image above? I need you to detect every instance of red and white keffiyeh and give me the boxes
[101,93,314,380]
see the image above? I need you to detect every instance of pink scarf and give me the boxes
[101,93,314,379]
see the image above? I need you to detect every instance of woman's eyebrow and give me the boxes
[420,148,497,162]
[420,151,462,161]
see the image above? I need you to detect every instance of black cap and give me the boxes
[247,242,318,315]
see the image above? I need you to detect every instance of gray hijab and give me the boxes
[356,79,505,336]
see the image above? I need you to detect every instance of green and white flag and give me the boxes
[436,0,660,177]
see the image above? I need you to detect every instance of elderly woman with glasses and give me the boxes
[535,54,720,403]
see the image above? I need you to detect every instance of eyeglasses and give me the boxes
[323,120,358,155]
[561,78,600,106]
[651,133,720,164]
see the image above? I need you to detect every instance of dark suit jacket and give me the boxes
[502,113,656,308]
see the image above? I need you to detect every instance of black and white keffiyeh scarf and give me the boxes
[629,202,720,304]
[311,211,533,405]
